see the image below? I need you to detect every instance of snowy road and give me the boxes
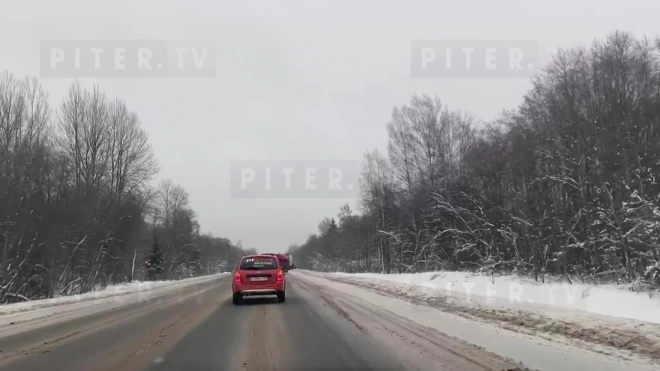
[0,271,653,371]
[0,272,523,371]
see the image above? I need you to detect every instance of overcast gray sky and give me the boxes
[1,0,659,252]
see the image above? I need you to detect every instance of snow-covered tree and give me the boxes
[144,239,164,281]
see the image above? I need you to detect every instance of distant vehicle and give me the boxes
[262,253,290,272]
[278,253,290,271]
[233,255,286,305]
[288,254,295,269]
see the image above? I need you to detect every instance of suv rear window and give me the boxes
[240,256,279,270]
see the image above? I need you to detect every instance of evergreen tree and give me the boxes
[328,218,338,233]
[187,247,202,277]
[145,238,165,281]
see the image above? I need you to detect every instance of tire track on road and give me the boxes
[294,278,367,334]
[292,271,528,371]
[0,277,232,371]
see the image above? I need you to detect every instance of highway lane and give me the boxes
[0,273,523,371]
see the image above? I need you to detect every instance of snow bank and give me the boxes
[0,272,230,316]
[295,271,659,371]
[333,271,660,324]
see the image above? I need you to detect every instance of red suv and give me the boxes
[232,255,286,305]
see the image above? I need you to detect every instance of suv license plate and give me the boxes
[250,277,268,282]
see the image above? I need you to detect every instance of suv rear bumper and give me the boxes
[233,282,285,295]
[241,289,277,295]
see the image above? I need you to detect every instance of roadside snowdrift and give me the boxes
[294,270,659,371]
[334,271,660,324]
[315,270,660,362]
[0,273,230,316]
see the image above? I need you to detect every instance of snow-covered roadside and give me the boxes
[333,271,660,323]
[311,270,660,363]
[0,273,230,316]
[0,273,230,334]
[292,270,659,371]
[0,273,229,316]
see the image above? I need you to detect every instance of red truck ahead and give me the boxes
[263,253,290,271]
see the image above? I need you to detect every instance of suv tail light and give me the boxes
[234,271,241,283]
[276,270,283,282]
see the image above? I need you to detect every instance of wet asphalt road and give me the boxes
[0,273,521,371]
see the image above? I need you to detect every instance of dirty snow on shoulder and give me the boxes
[314,270,660,364]
[0,273,230,317]
[333,271,660,324]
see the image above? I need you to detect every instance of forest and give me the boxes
[289,31,660,286]
[0,76,253,302]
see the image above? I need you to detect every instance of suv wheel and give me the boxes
[232,293,241,305]
[277,291,285,303]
